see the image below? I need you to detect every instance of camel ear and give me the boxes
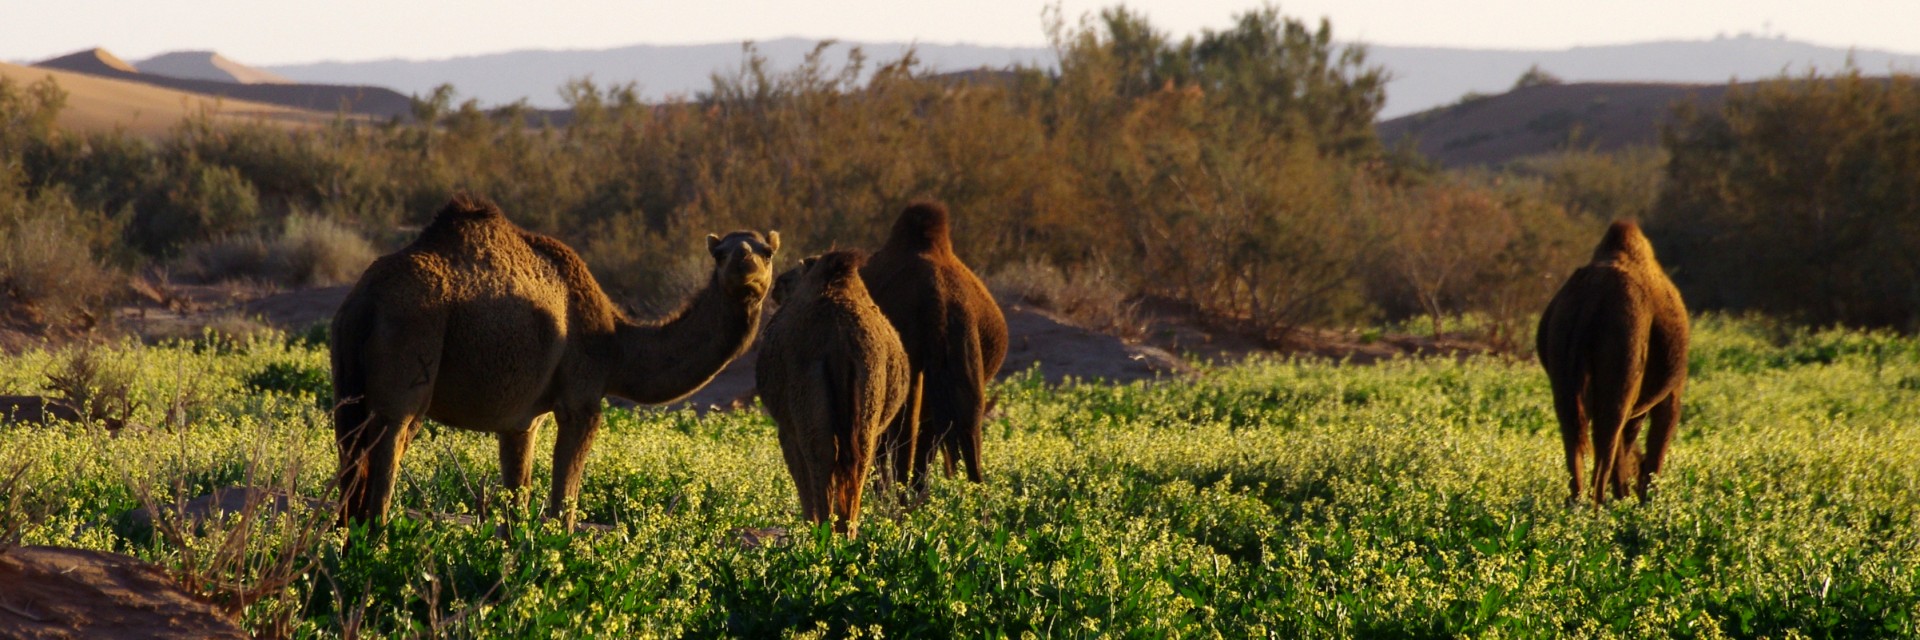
[765,231,780,254]
[707,233,722,255]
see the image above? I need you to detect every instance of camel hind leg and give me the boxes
[1637,390,1682,500]
[1611,413,1646,501]
[951,402,985,483]
[877,373,923,491]
[339,314,442,528]
[828,435,872,537]
[1550,382,1589,507]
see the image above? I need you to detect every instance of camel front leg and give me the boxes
[546,404,603,531]
[498,419,542,509]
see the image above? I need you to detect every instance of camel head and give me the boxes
[706,230,780,304]
[773,251,865,306]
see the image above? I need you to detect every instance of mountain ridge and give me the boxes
[253,35,1920,118]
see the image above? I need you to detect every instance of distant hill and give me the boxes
[1364,36,1920,118]
[135,51,291,84]
[0,61,347,136]
[35,48,412,118]
[1377,82,1730,167]
[259,35,1920,118]
[265,38,1054,107]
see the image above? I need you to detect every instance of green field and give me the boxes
[3,316,1917,638]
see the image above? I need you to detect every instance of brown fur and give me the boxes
[860,201,1008,489]
[330,194,777,530]
[757,251,910,537]
[1537,221,1690,506]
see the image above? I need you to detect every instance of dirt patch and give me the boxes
[666,303,1192,411]
[0,546,247,640]
[100,284,1497,414]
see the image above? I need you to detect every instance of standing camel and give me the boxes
[757,251,911,537]
[330,194,777,529]
[861,201,1007,489]
[1537,221,1689,506]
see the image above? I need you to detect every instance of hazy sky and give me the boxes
[6,0,1917,65]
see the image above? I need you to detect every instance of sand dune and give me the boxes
[0,61,347,136]
[136,51,291,84]
[34,47,412,118]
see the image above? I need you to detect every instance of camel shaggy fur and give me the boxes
[757,251,911,536]
[861,201,1007,489]
[1537,221,1689,506]
[330,194,777,529]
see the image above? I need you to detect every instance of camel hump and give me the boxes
[884,200,954,254]
[1593,220,1656,264]
[434,192,505,222]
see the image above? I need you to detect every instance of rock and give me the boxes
[0,546,247,639]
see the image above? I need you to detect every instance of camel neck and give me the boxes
[609,281,761,404]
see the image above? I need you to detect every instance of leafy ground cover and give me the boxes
[2,315,1916,637]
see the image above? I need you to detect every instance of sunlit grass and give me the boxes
[2,315,1916,637]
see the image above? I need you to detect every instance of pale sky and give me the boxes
[5,0,1918,65]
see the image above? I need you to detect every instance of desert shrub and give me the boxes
[133,161,263,255]
[42,343,142,426]
[276,214,376,286]
[175,235,275,285]
[0,174,122,329]
[1507,146,1666,222]
[1365,176,1594,350]
[989,260,1143,338]
[175,214,375,287]
[1654,70,1920,330]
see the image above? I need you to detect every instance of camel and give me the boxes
[329,194,777,530]
[756,251,911,537]
[861,201,1007,489]
[1537,221,1689,506]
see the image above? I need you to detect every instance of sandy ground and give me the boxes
[0,61,340,137]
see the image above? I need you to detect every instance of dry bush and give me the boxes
[1366,176,1594,352]
[43,343,142,427]
[129,446,332,635]
[276,214,377,287]
[175,234,276,285]
[989,260,1143,338]
[175,214,376,288]
[0,176,122,330]
[577,216,716,318]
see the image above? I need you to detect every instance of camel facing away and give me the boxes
[330,194,777,529]
[1537,221,1689,506]
[757,251,911,537]
[861,201,1007,490]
